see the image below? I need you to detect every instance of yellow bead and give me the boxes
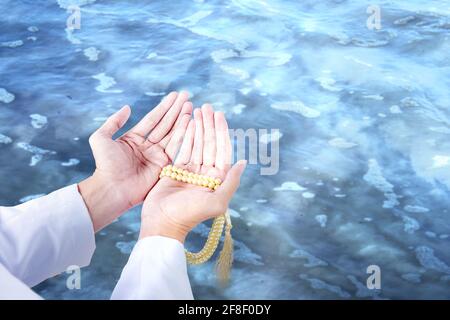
[202,180,209,187]
[171,172,177,179]
[182,176,188,183]
[191,179,198,185]
[159,173,164,179]
[187,178,193,184]
[182,170,189,176]
[214,178,221,185]
[208,176,215,182]
[176,174,182,181]
[213,185,219,191]
[188,172,194,178]
[193,174,199,179]
[166,165,172,170]
[208,182,215,189]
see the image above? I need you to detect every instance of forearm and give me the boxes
[78,171,132,232]
[111,236,193,300]
[0,185,96,286]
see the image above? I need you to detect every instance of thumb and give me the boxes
[217,160,247,201]
[96,105,131,139]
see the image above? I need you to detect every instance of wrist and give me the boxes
[139,213,189,244]
[78,171,131,232]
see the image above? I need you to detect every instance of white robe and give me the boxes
[0,184,193,300]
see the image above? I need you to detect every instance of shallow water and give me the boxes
[1,0,450,299]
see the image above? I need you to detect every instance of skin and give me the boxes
[139,104,247,243]
[78,91,193,232]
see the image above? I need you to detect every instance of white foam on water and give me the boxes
[219,65,249,80]
[425,231,437,238]
[300,274,351,298]
[401,273,422,284]
[83,47,100,61]
[0,133,12,144]
[92,73,123,93]
[363,94,384,101]
[431,155,450,168]
[415,246,450,274]
[402,215,420,234]
[57,0,96,9]
[404,205,430,213]
[231,104,246,115]
[27,26,39,32]
[273,182,306,191]
[30,114,48,129]
[61,158,80,167]
[328,137,357,149]
[0,88,15,103]
[1,40,23,48]
[316,77,341,92]
[271,101,321,118]
[290,249,328,267]
[429,126,450,134]
[363,159,400,209]
[16,142,56,166]
[211,49,237,63]
[228,208,241,218]
[144,91,166,96]
[115,240,136,254]
[390,105,402,114]
[302,192,315,199]
[315,215,328,228]
[146,52,158,59]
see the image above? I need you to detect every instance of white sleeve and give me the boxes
[0,184,96,288]
[111,236,194,300]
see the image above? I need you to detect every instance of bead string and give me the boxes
[159,165,233,284]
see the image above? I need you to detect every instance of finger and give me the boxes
[201,104,216,166]
[147,91,190,143]
[214,111,231,171]
[174,119,195,165]
[95,105,131,139]
[165,114,191,162]
[190,108,203,166]
[159,101,193,148]
[216,160,247,200]
[130,91,178,136]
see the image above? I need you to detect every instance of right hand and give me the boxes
[139,104,247,243]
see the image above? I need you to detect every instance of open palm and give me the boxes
[89,92,192,210]
[140,104,247,243]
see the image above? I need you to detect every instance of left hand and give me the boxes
[79,92,192,231]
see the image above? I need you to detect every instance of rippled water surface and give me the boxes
[1,0,450,299]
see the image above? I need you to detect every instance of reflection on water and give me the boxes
[1,0,450,299]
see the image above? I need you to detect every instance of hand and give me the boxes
[139,104,247,243]
[79,92,193,231]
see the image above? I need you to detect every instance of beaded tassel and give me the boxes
[159,165,233,285]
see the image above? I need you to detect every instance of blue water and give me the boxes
[1,0,450,299]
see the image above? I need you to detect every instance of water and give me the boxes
[1,0,450,299]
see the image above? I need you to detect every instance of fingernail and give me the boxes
[238,159,247,170]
